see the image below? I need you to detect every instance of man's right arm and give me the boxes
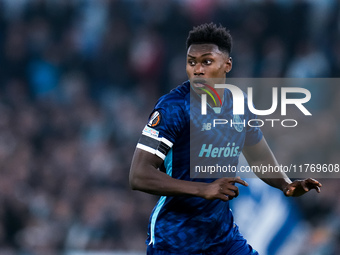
[129,148,247,201]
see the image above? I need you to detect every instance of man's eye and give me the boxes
[204,60,212,65]
[188,60,195,66]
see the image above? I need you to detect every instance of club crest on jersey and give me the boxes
[148,111,161,127]
[233,114,243,132]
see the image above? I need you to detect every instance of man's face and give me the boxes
[186,43,232,94]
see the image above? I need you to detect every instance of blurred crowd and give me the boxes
[0,0,339,254]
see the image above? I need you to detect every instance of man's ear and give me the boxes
[225,57,232,73]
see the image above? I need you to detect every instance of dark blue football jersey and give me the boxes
[137,81,262,254]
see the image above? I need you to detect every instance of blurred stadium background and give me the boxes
[0,0,339,254]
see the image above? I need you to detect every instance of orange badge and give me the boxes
[148,111,161,127]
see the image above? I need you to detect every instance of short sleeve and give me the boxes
[136,94,187,160]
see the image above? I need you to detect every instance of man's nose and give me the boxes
[194,64,204,76]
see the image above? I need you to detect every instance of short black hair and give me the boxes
[186,23,232,55]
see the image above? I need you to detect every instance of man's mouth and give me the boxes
[192,79,207,88]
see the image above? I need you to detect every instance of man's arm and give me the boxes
[242,137,322,196]
[129,148,248,201]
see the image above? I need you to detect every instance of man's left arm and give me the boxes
[242,137,322,197]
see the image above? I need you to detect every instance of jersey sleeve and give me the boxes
[244,93,263,146]
[136,94,187,160]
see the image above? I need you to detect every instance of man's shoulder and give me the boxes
[156,81,190,107]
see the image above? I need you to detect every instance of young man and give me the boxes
[129,23,321,255]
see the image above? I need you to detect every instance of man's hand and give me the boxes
[283,178,322,197]
[202,177,248,201]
